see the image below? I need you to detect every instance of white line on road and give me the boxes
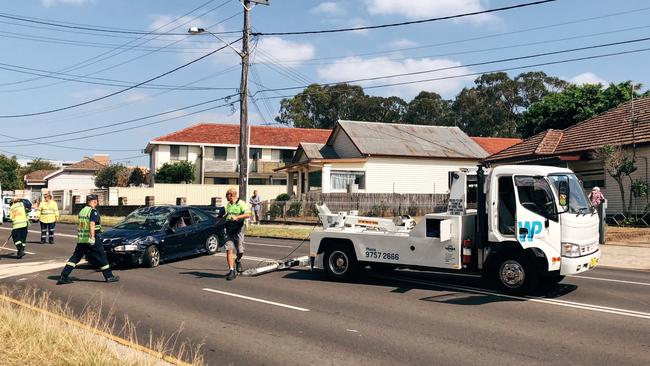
[245,242,293,248]
[568,275,650,287]
[0,226,76,238]
[375,274,650,320]
[0,260,66,279]
[0,247,36,255]
[202,288,310,312]
[213,253,277,262]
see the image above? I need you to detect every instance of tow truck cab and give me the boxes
[310,164,601,294]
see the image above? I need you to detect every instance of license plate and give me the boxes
[589,257,598,269]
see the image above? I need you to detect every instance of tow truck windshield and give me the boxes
[549,174,591,214]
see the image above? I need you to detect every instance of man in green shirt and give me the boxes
[220,188,251,280]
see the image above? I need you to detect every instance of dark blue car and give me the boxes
[101,206,225,267]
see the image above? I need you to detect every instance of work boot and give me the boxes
[57,276,73,285]
[226,270,237,281]
[40,240,46,244]
[236,259,243,274]
[17,249,25,259]
[105,276,120,283]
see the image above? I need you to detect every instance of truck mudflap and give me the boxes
[560,249,601,275]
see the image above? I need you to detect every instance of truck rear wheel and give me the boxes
[492,253,539,295]
[323,245,359,281]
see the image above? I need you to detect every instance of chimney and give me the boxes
[93,154,110,166]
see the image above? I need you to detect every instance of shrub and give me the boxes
[275,193,291,201]
[287,201,302,217]
[269,203,284,218]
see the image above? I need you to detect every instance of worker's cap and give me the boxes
[86,194,99,202]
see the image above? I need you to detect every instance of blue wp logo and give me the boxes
[518,221,543,242]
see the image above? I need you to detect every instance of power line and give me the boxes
[254,36,650,94]
[251,0,558,36]
[0,38,241,118]
[0,10,240,36]
[256,46,650,101]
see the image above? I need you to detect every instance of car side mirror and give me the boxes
[166,226,175,234]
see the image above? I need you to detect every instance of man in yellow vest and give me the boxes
[57,194,119,285]
[38,192,59,244]
[9,197,28,259]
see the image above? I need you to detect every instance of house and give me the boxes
[278,120,489,194]
[45,155,108,191]
[24,169,58,192]
[145,123,331,185]
[486,96,650,214]
[471,137,522,155]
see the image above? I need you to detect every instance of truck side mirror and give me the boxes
[557,177,570,214]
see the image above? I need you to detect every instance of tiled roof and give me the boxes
[471,137,523,155]
[65,157,106,171]
[24,169,57,183]
[488,96,650,161]
[151,123,331,148]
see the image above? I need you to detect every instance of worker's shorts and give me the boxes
[221,231,245,254]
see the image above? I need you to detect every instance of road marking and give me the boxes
[374,274,650,320]
[213,253,277,262]
[245,242,293,248]
[202,288,310,312]
[568,275,650,287]
[0,226,76,238]
[0,260,66,279]
[0,247,36,255]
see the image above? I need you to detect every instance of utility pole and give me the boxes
[239,0,251,201]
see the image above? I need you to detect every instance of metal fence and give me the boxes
[261,192,449,219]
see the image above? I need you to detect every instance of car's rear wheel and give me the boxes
[142,245,160,268]
[204,234,219,255]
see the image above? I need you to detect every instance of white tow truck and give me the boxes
[309,165,601,294]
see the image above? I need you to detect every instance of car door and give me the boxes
[164,210,194,258]
[513,175,561,258]
[189,208,213,250]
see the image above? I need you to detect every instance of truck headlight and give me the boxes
[113,244,139,252]
[561,243,581,258]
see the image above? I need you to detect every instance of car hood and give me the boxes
[101,228,162,244]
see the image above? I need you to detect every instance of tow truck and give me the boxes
[309,165,601,294]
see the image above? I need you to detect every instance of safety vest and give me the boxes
[38,200,59,224]
[10,202,28,229]
[78,206,101,244]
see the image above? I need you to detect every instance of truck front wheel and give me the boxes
[491,253,539,295]
[323,245,359,281]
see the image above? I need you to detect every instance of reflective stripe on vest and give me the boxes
[10,202,28,229]
[78,206,93,244]
[39,201,58,223]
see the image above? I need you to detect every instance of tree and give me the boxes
[520,81,641,138]
[0,154,23,190]
[514,71,567,109]
[154,161,195,184]
[94,164,128,188]
[20,158,57,177]
[593,145,637,215]
[403,91,456,125]
[128,167,146,186]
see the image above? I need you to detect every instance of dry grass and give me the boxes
[246,224,317,240]
[58,215,125,227]
[0,287,204,366]
[606,225,650,244]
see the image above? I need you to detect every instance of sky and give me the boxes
[0,0,649,166]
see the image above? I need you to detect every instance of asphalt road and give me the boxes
[0,223,649,365]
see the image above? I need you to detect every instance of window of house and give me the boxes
[170,145,188,161]
[309,171,322,188]
[212,177,238,185]
[272,179,287,185]
[271,149,282,161]
[249,178,268,185]
[213,147,228,161]
[250,148,262,160]
[281,150,294,163]
[330,171,365,190]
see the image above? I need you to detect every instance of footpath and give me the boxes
[599,242,650,270]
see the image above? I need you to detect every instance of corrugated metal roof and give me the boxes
[337,120,488,159]
[299,143,339,159]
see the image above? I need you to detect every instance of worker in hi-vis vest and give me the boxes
[9,197,28,259]
[57,194,119,285]
[38,192,59,244]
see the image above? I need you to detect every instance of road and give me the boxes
[0,223,649,365]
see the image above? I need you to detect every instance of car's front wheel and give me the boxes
[204,234,219,255]
[142,245,160,268]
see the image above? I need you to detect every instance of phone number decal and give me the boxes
[365,248,400,261]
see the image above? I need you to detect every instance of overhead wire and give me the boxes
[0,38,242,118]
[251,0,558,36]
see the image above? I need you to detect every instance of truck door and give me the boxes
[512,176,561,258]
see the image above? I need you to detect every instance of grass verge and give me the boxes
[0,287,203,366]
[58,214,125,227]
[246,224,317,240]
[606,225,650,243]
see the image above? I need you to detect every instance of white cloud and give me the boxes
[569,72,607,86]
[255,37,315,64]
[365,0,497,24]
[42,0,93,6]
[123,92,149,103]
[310,2,346,16]
[388,39,418,49]
[318,56,473,99]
